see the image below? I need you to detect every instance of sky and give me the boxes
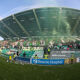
[0,0,80,40]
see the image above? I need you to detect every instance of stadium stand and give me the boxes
[0,7,80,64]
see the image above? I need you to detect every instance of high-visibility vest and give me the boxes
[34,56,38,59]
[0,49,2,52]
[48,48,50,52]
[13,54,16,58]
[71,54,75,59]
[9,56,12,60]
[44,55,48,59]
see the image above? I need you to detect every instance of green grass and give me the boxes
[0,57,80,80]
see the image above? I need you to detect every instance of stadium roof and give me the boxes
[0,7,80,39]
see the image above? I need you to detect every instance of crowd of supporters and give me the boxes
[0,39,80,50]
[0,39,80,62]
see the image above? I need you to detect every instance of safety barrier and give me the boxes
[76,57,80,62]
[14,57,64,65]
[15,57,30,63]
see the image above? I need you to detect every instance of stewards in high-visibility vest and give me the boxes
[13,53,17,60]
[34,54,38,59]
[9,56,12,62]
[0,49,2,54]
[44,54,48,59]
[48,47,51,55]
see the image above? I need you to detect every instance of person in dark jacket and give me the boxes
[44,46,48,54]
[17,51,19,56]
[23,52,26,58]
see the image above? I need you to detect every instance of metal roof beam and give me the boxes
[12,15,30,36]
[0,21,19,37]
[0,34,5,39]
[71,16,80,34]
[33,9,41,31]
[57,8,62,31]
[0,29,10,38]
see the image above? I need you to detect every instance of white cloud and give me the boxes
[0,36,4,40]
[7,1,58,14]
[0,16,3,20]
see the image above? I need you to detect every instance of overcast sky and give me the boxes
[0,0,80,40]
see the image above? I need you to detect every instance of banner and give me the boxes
[31,59,64,65]
[15,57,30,63]
[76,58,80,62]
